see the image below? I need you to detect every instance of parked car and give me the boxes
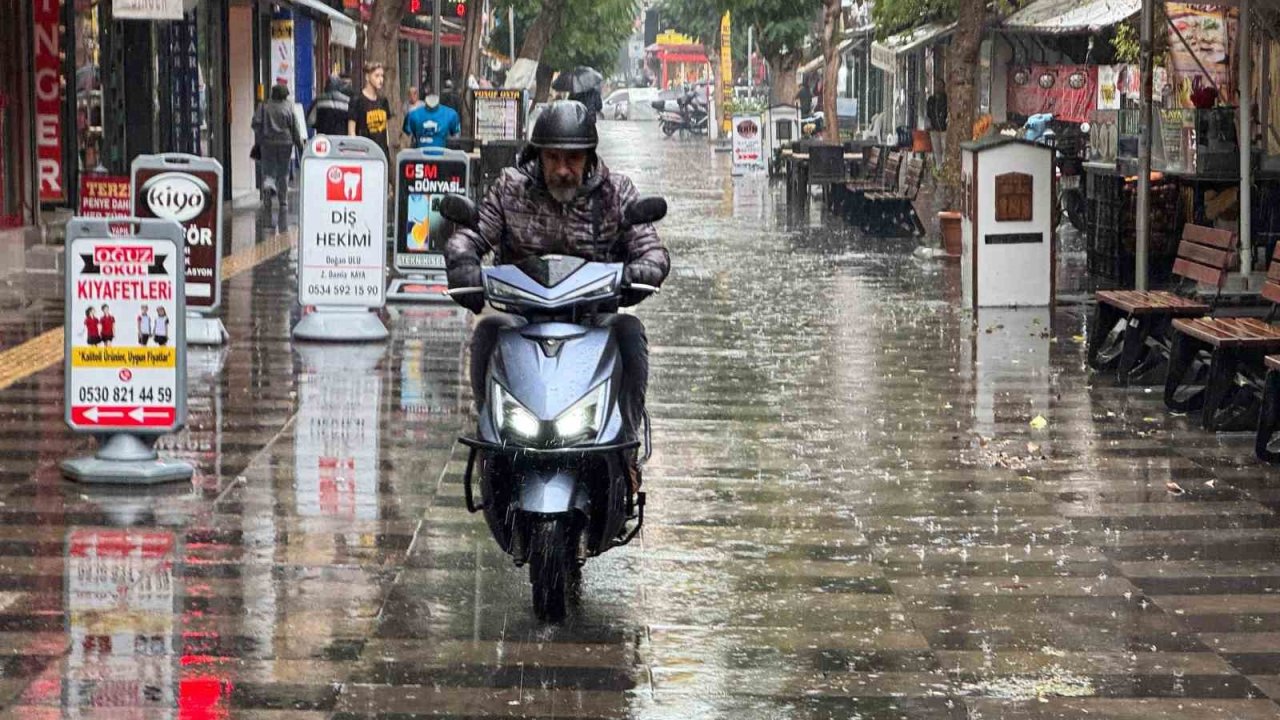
[603,87,661,121]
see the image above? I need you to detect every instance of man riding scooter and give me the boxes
[444,100,671,491]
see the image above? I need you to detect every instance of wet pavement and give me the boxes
[2,123,1280,718]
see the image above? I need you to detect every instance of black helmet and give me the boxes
[530,100,597,151]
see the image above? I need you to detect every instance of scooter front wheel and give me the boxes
[529,517,574,621]
[661,121,678,138]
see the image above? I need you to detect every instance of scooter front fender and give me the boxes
[518,470,589,515]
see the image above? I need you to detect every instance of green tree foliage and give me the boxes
[871,0,958,39]
[734,0,820,103]
[654,0,729,46]
[493,0,639,75]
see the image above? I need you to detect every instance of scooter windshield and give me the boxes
[484,256,624,312]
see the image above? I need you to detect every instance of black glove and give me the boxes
[447,263,485,314]
[623,262,662,289]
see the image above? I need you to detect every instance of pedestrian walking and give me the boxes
[252,84,304,229]
[99,304,115,347]
[84,308,101,347]
[404,84,423,116]
[153,307,170,347]
[348,62,392,162]
[308,75,352,136]
[137,305,152,346]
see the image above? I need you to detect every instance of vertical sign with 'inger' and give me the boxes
[34,0,64,202]
[299,136,387,308]
[65,222,185,433]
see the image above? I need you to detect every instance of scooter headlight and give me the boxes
[553,384,607,443]
[492,383,541,441]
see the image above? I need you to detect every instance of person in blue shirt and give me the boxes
[403,84,461,149]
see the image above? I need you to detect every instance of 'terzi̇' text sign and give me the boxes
[65,219,186,435]
[298,135,387,308]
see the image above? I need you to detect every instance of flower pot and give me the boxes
[938,211,963,257]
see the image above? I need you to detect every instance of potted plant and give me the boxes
[932,165,962,257]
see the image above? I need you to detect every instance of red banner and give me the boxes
[1007,65,1097,124]
[34,0,65,203]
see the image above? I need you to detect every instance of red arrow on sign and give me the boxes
[71,405,176,428]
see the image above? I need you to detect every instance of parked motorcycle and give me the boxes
[441,194,667,622]
[800,111,826,138]
[652,96,708,137]
[1019,113,1088,234]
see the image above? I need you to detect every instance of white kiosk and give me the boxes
[765,104,801,177]
[959,136,1056,309]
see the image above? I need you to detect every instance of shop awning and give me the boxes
[868,22,955,73]
[799,38,858,75]
[1001,0,1140,34]
[289,0,358,48]
[399,26,463,47]
[871,21,956,57]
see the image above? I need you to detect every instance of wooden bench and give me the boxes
[846,149,899,194]
[832,146,882,215]
[1089,224,1238,385]
[1255,354,1280,462]
[839,151,901,224]
[1164,243,1280,431]
[859,156,926,236]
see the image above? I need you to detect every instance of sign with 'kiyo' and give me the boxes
[299,136,387,308]
[131,155,224,311]
[64,218,186,435]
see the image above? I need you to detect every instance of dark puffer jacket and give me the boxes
[445,156,669,295]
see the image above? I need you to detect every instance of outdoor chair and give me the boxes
[1090,224,1238,385]
[860,156,926,237]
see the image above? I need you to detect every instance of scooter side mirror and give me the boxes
[624,196,667,226]
[440,194,480,230]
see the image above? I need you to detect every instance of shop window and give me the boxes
[994,172,1033,222]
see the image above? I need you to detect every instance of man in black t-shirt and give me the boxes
[347,62,392,160]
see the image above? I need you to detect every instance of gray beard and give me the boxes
[549,186,577,203]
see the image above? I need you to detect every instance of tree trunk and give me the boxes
[942,0,985,207]
[506,0,568,90]
[820,0,842,143]
[766,52,801,107]
[533,62,555,103]
[457,0,485,135]
[365,0,413,154]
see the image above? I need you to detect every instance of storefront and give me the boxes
[870,22,955,144]
[226,0,357,204]
[646,31,710,89]
[69,0,231,200]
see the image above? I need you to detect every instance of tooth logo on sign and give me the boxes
[326,166,363,202]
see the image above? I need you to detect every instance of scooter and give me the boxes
[441,194,666,622]
[654,97,708,137]
[1020,113,1088,234]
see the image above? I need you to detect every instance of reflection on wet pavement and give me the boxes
[1,122,1280,718]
